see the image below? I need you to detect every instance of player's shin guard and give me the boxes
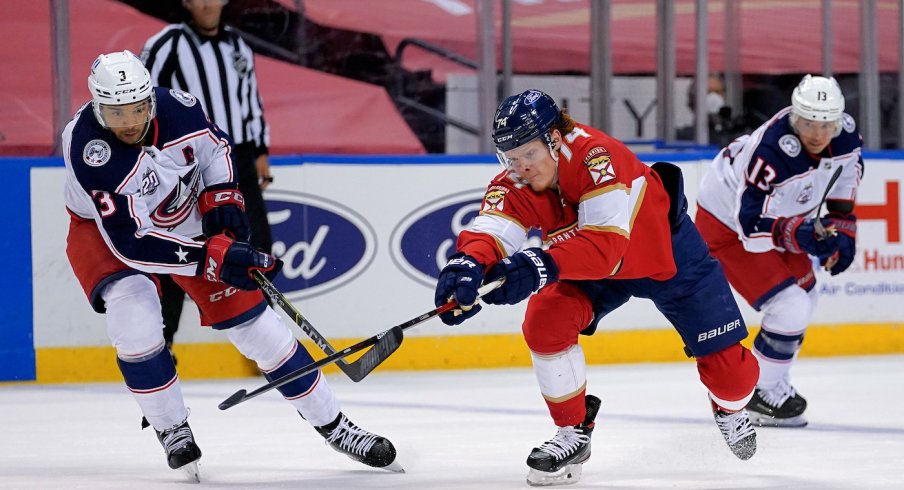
[531,345,588,427]
[227,309,340,426]
[749,329,808,427]
[117,345,188,430]
[264,342,341,426]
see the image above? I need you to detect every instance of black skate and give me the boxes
[526,394,601,487]
[712,404,757,460]
[315,412,403,473]
[746,383,808,428]
[143,417,202,482]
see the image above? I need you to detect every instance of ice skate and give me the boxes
[315,412,403,473]
[144,417,202,483]
[712,404,757,460]
[746,380,808,428]
[526,394,601,487]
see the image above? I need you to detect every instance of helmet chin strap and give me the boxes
[544,132,561,188]
[135,119,152,145]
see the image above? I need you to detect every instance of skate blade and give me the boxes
[526,463,583,487]
[748,412,808,428]
[380,460,405,473]
[179,461,200,483]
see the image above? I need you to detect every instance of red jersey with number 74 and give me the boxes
[457,123,677,282]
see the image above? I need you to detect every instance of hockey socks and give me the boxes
[117,346,188,430]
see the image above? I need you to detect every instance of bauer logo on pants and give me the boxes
[265,190,376,299]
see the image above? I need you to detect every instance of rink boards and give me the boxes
[5,153,904,382]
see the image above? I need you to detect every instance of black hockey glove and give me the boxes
[819,212,857,276]
[199,185,251,242]
[435,253,484,326]
[772,216,840,257]
[199,234,282,291]
[482,248,559,305]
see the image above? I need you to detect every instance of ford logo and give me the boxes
[390,189,484,287]
[391,189,547,288]
[266,190,376,299]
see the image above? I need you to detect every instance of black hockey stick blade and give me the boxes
[813,165,844,239]
[252,271,370,382]
[219,279,503,410]
[218,325,404,410]
[219,389,248,410]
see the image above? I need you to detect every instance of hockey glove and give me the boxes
[199,185,251,242]
[199,234,282,291]
[482,248,559,306]
[772,216,840,257]
[435,253,485,326]
[819,212,857,276]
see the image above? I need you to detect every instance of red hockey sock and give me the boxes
[697,343,759,409]
[545,388,588,427]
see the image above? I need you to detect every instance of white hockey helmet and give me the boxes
[791,74,843,117]
[88,50,156,128]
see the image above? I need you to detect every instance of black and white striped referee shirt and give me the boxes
[141,23,269,154]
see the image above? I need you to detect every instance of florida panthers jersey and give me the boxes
[63,87,235,276]
[458,123,676,282]
[697,107,863,253]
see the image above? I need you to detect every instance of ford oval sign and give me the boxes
[266,190,376,299]
[389,189,485,287]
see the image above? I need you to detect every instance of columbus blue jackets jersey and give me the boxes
[697,106,863,253]
[63,87,235,276]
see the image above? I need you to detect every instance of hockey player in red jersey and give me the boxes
[434,89,760,485]
[696,75,862,427]
[63,51,400,481]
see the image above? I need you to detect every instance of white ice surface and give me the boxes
[1,355,902,489]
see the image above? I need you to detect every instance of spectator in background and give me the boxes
[141,0,274,353]
[677,73,735,146]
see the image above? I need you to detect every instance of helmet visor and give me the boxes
[496,148,530,185]
[96,98,155,128]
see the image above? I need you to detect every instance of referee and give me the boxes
[141,0,274,351]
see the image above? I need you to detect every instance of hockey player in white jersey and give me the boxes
[62,51,401,481]
[695,75,862,427]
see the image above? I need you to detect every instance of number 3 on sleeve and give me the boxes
[91,190,117,218]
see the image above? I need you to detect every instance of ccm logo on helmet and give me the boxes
[697,318,742,342]
[114,88,138,95]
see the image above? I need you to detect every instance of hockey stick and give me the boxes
[252,270,373,382]
[219,278,504,410]
[812,165,844,239]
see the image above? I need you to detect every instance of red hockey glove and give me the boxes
[199,234,281,290]
[199,185,250,242]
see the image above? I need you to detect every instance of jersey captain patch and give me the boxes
[584,147,615,186]
[83,139,112,167]
[482,186,508,213]
[169,89,197,107]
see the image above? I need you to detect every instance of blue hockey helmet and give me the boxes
[492,89,561,152]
